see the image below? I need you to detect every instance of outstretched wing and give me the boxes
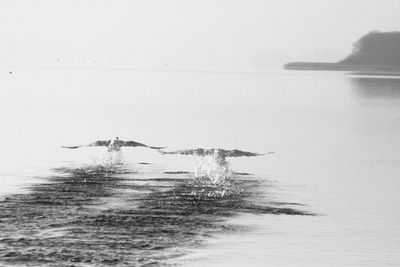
[225,149,274,157]
[158,148,204,156]
[90,140,111,146]
[61,140,110,149]
[121,140,166,150]
[61,145,81,149]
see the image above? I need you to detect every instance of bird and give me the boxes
[62,137,166,152]
[159,148,273,166]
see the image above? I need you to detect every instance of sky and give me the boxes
[0,0,399,70]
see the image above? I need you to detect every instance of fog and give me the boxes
[1,0,399,70]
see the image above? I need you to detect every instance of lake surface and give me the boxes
[0,67,399,266]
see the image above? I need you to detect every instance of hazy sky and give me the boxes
[1,0,399,69]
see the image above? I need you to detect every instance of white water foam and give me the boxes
[194,155,231,185]
[89,150,124,168]
[192,155,243,197]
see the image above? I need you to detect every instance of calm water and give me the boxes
[0,68,399,266]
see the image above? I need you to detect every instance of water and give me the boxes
[0,68,399,266]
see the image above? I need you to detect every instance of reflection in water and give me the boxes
[349,72,400,77]
[0,164,311,266]
[350,76,400,98]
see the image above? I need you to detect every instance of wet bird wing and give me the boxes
[61,145,81,149]
[90,140,112,146]
[159,149,201,155]
[61,140,111,149]
[225,149,274,157]
[120,140,166,150]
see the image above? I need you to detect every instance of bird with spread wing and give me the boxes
[62,137,166,152]
[159,148,274,166]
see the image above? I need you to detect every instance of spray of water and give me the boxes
[85,150,124,174]
[191,155,242,197]
[194,155,231,184]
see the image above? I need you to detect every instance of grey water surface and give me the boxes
[0,69,399,266]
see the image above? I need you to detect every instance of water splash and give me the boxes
[89,150,124,168]
[191,155,237,198]
[53,151,127,178]
[194,155,231,185]
[191,177,243,198]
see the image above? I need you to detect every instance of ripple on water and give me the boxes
[0,163,312,266]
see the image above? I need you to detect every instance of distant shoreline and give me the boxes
[284,31,400,73]
[283,62,400,72]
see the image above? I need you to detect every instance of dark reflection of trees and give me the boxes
[350,77,400,98]
[0,165,311,267]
